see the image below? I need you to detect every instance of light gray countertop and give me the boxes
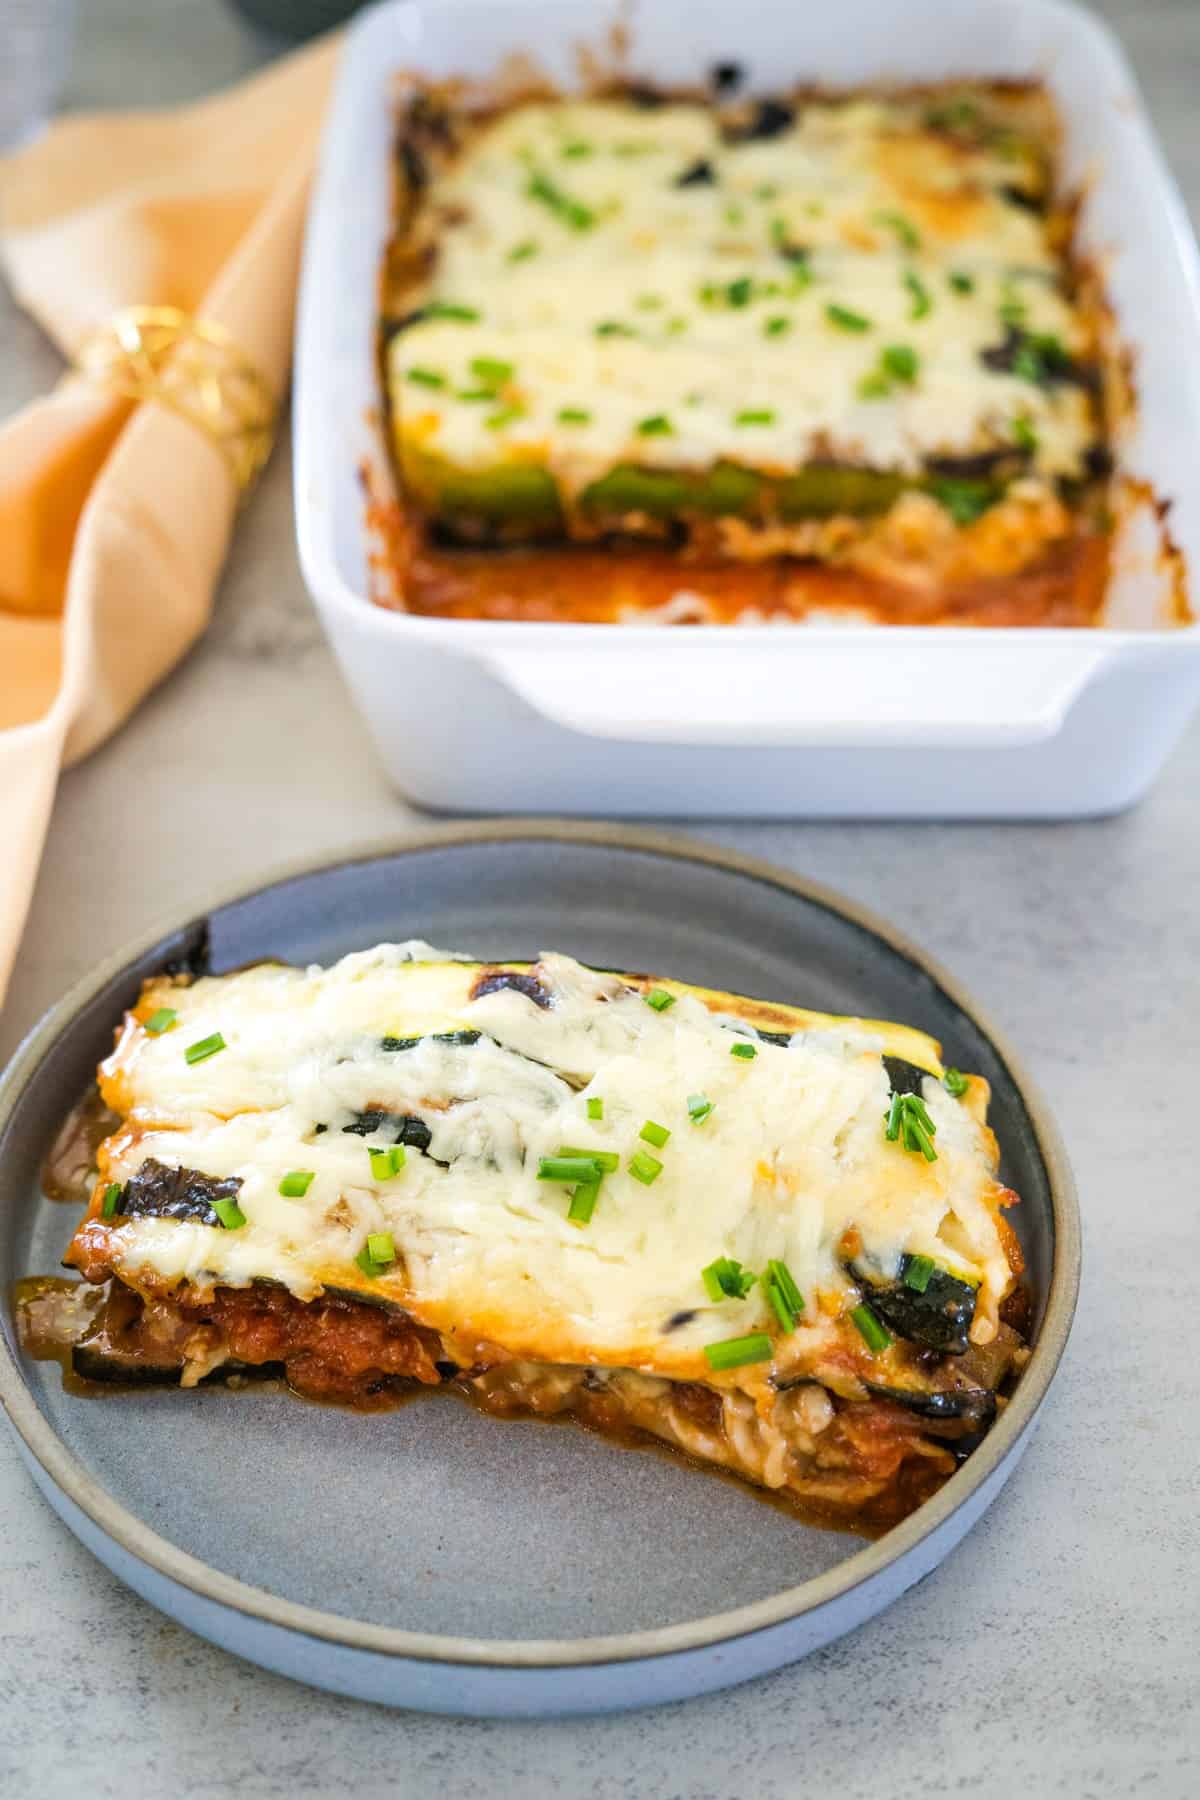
[1,2,1198,1793]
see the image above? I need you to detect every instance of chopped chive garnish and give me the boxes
[526,169,595,231]
[628,1150,663,1186]
[425,301,480,322]
[764,315,791,337]
[538,1155,604,1184]
[687,1093,714,1125]
[356,1245,387,1279]
[369,1145,407,1180]
[406,367,445,389]
[903,1253,936,1293]
[595,319,635,338]
[100,1182,121,1219]
[558,406,592,425]
[184,1032,226,1065]
[850,1303,891,1353]
[999,280,1027,327]
[366,1232,396,1266]
[485,406,524,431]
[885,1093,938,1161]
[702,1256,756,1302]
[559,1145,620,1172]
[942,1067,969,1097]
[639,1120,671,1149]
[885,1091,904,1141]
[726,276,754,308]
[949,269,974,294]
[1012,412,1038,453]
[904,270,932,320]
[857,369,892,401]
[213,1198,247,1231]
[874,208,921,250]
[279,1170,315,1198]
[561,140,592,159]
[636,414,674,437]
[457,388,496,402]
[730,1041,757,1060]
[507,239,539,263]
[826,303,871,333]
[567,1180,600,1225]
[765,1258,805,1331]
[881,344,919,384]
[144,1007,177,1036]
[929,477,993,525]
[586,1096,604,1120]
[470,356,514,386]
[735,408,776,426]
[704,1332,773,1371]
[644,988,675,1012]
[664,315,689,335]
[904,1115,938,1162]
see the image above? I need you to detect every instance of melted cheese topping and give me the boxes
[389,93,1096,489]
[92,947,1013,1382]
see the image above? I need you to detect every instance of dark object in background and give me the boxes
[227,0,365,42]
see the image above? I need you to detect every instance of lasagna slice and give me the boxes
[379,79,1112,625]
[42,946,1028,1534]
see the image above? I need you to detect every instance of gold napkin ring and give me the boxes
[73,305,277,495]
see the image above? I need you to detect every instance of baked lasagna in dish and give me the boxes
[27,944,1030,1534]
[377,73,1115,626]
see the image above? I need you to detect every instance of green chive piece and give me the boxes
[278,1170,315,1198]
[1012,412,1038,453]
[826,302,872,333]
[687,1093,714,1125]
[567,1181,600,1226]
[405,367,445,389]
[507,239,539,263]
[726,276,754,307]
[702,1256,757,1302]
[595,319,635,337]
[664,315,688,335]
[764,315,791,338]
[485,406,524,431]
[526,169,595,231]
[639,1120,671,1149]
[100,1182,121,1220]
[943,1067,969,1097]
[704,1332,773,1372]
[881,344,919,384]
[884,1092,904,1141]
[644,988,675,1012]
[366,1232,396,1266]
[949,269,974,294]
[628,1150,663,1186]
[930,477,993,525]
[557,405,592,425]
[144,1007,177,1036]
[636,414,674,437]
[369,1146,407,1181]
[874,208,921,250]
[425,301,480,322]
[850,1303,891,1353]
[470,356,514,387]
[539,1155,603,1184]
[903,1253,936,1293]
[735,408,776,426]
[457,388,496,402]
[904,270,932,321]
[561,140,592,159]
[999,280,1027,327]
[858,369,892,401]
[184,1032,226,1065]
[766,1258,805,1327]
[586,1096,604,1120]
[907,1115,938,1162]
[730,1041,757,1060]
[213,1198,247,1231]
[355,1245,386,1279]
[885,1093,938,1162]
[559,1145,620,1172]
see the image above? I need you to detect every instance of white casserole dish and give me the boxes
[294,0,1200,817]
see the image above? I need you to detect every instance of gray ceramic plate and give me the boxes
[0,824,1079,1716]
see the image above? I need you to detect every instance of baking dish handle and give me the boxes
[481,639,1117,747]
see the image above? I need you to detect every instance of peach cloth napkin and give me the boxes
[0,36,340,1007]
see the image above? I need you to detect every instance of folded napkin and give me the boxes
[0,36,340,1007]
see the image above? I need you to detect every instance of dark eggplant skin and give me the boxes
[161,920,211,981]
[723,98,795,143]
[882,1055,932,1098]
[470,968,552,1009]
[675,158,716,188]
[119,1157,243,1228]
[865,1381,996,1426]
[380,1029,482,1052]
[342,1111,434,1155]
[710,61,744,94]
[851,1256,978,1355]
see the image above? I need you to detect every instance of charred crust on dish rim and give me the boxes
[0,822,1080,1669]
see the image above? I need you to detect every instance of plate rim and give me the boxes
[0,819,1081,1669]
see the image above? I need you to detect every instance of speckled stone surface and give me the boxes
[1,1,1198,1793]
